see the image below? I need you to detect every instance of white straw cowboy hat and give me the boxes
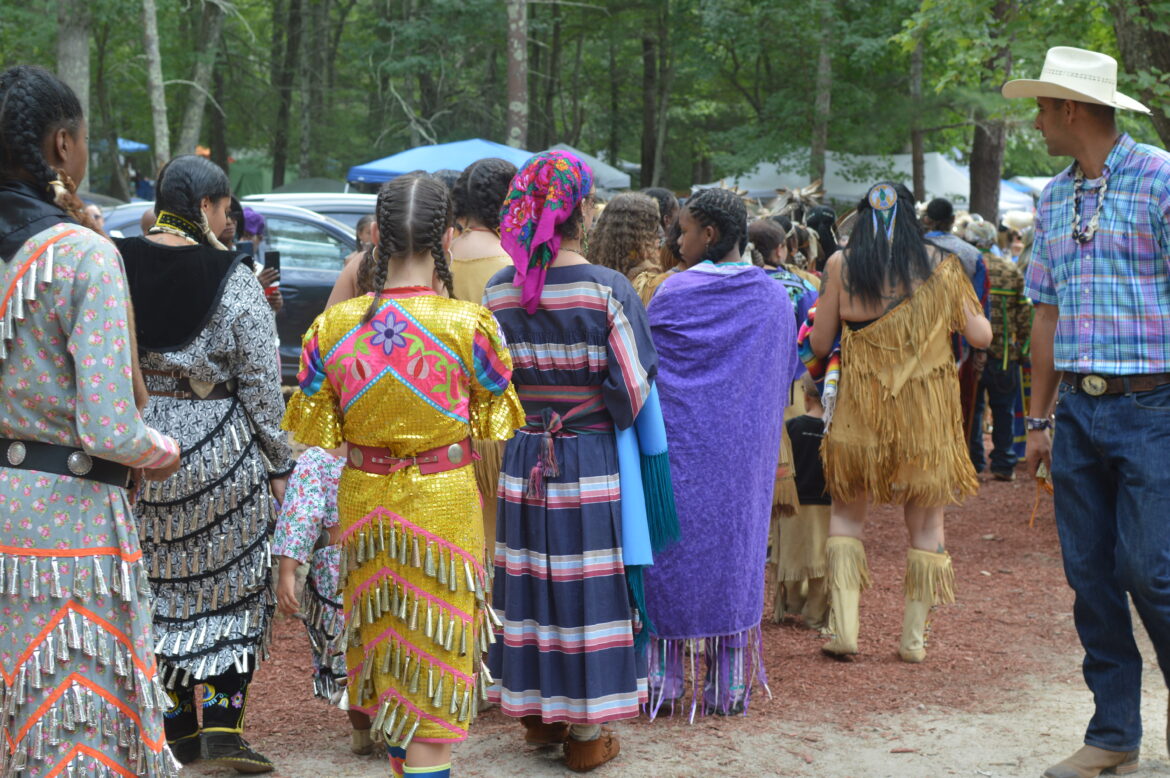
[1002,46,1150,114]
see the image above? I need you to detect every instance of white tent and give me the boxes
[698,150,1032,214]
[550,143,631,194]
[1010,175,1056,196]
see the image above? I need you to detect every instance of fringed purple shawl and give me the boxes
[644,262,795,639]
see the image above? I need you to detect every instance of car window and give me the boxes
[265,216,349,271]
[320,211,369,229]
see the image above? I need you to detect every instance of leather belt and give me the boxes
[1062,372,1170,397]
[0,438,131,488]
[347,439,476,476]
[143,370,236,400]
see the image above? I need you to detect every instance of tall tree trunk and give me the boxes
[93,25,129,201]
[809,0,833,184]
[142,0,170,174]
[650,3,671,188]
[909,39,925,201]
[209,62,229,174]
[541,2,561,148]
[607,39,620,170]
[1112,0,1170,148]
[175,1,226,155]
[57,0,90,189]
[639,34,656,187]
[505,0,528,148]
[271,0,304,188]
[968,0,1015,221]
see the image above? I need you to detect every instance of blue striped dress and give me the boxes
[483,263,656,724]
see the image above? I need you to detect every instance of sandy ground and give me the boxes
[182,475,1170,778]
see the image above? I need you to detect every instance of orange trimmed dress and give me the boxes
[282,287,523,749]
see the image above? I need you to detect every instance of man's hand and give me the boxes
[1025,428,1052,479]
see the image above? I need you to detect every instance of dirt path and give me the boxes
[184,477,1170,777]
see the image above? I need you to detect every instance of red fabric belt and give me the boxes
[346,438,476,476]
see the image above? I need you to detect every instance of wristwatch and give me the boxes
[1025,416,1053,431]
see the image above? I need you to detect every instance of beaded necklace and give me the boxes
[1071,164,1107,244]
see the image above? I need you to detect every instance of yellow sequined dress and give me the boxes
[282,287,524,748]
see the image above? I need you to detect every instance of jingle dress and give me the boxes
[0,218,181,776]
[120,238,294,690]
[272,447,347,703]
[282,288,523,748]
[484,263,656,724]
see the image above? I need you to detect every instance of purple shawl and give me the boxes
[644,263,795,639]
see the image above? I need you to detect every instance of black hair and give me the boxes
[684,188,748,261]
[0,65,91,226]
[806,205,839,266]
[925,197,955,228]
[154,154,232,243]
[433,169,461,192]
[453,158,517,234]
[841,181,933,307]
[355,213,375,239]
[642,186,679,229]
[769,213,793,233]
[363,171,453,322]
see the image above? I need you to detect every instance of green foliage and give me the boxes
[5,0,1167,196]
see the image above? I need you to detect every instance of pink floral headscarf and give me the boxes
[499,150,594,314]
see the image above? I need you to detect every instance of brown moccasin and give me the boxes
[522,715,570,746]
[563,727,620,772]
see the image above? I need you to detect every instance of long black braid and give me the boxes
[685,188,748,261]
[362,172,453,322]
[0,65,93,229]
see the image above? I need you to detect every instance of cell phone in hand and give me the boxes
[264,250,281,277]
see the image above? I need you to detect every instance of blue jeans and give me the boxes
[1053,380,1170,752]
[969,360,1020,474]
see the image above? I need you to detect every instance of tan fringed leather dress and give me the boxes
[822,255,980,506]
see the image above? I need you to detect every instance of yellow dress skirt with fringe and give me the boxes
[822,255,980,507]
[282,291,524,749]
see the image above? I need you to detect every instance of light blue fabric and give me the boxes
[617,423,653,566]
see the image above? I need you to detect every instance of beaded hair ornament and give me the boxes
[868,183,898,243]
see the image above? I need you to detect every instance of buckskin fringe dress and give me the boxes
[643,261,794,718]
[282,288,523,749]
[271,447,347,703]
[120,238,295,692]
[823,255,980,506]
[483,264,656,725]
[0,220,181,776]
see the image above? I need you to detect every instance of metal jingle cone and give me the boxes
[431,673,444,709]
[400,653,412,684]
[437,547,448,585]
[409,657,421,694]
[411,536,421,569]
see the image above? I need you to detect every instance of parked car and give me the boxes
[105,201,356,384]
[241,192,376,229]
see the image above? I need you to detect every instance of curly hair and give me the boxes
[0,65,93,229]
[362,171,454,322]
[587,192,660,279]
[684,187,748,261]
[453,158,517,234]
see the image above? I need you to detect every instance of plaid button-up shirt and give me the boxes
[1025,133,1170,375]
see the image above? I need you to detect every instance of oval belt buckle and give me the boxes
[66,450,93,476]
[1081,374,1107,396]
[446,443,464,465]
[349,447,365,468]
[6,441,27,466]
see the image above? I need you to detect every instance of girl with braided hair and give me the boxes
[809,181,990,664]
[0,65,183,776]
[283,171,524,778]
[116,153,295,772]
[642,187,796,717]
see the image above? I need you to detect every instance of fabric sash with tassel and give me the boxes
[797,307,841,429]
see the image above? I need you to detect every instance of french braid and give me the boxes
[686,188,749,261]
[0,66,93,229]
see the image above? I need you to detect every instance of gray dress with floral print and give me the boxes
[0,223,181,776]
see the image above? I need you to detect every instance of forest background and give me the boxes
[4,0,1170,219]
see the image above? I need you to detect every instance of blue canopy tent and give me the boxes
[347,139,534,186]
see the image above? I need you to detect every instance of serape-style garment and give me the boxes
[483,263,657,725]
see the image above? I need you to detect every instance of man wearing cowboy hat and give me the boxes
[1005,46,1170,778]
